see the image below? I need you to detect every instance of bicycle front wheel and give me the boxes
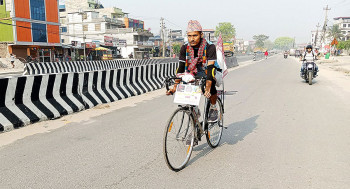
[205,98,223,148]
[163,107,195,171]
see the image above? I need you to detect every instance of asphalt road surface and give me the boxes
[1,55,350,188]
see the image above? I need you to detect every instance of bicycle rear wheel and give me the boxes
[163,107,195,171]
[205,98,223,148]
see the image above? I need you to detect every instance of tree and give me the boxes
[337,40,350,50]
[328,25,344,41]
[264,40,274,50]
[214,22,236,42]
[274,37,294,50]
[253,34,269,48]
[172,42,182,56]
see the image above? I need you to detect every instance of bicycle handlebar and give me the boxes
[164,77,206,94]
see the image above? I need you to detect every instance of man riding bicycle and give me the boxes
[166,20,219,122]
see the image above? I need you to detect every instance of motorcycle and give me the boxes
[301,61,317,85]
[284,54,288,59]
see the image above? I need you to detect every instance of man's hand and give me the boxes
[166,87,176,96]
[166,83,178,96]
[204,80,212,99]
[166,79,180,96]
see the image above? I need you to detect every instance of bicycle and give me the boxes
[163,76,235,171]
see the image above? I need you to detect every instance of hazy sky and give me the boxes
[98,0,349,43]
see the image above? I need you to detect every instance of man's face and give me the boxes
[187,31,202,47]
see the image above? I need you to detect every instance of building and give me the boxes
[333,17,350,41]
[168,30,184,43]
[66,11,153,59]
[202,29,216,43]
[0,0,61,62]
[59,0,153,59]
[311,30,323,48]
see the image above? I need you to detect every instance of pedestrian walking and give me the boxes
[264,50,268,59]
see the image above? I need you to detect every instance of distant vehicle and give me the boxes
[223,42,235,57]
[289,49,296,56]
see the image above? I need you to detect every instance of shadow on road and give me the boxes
[187,115,259,166]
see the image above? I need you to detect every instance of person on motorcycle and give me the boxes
[300,45,318,77]
[166,20,219,122]
[284,51,288,58]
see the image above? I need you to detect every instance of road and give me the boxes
[1,55,350,188]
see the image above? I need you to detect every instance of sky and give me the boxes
[97,0,350,43]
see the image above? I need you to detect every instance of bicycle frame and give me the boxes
[174,97,208,142]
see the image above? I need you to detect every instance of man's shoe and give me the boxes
[208,106,218,123]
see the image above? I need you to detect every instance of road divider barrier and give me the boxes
[23,58,179,75]
[0,62,178,132]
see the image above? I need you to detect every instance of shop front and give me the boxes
[9,45,64,62]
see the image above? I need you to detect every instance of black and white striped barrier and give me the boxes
[1,62,178,132]
[23,59,177,75]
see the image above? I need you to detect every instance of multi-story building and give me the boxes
[60,0,152,59]
[311,30,323,48]
[202,29,216,43]
[168,30,184,43]
[333,17,350,41]
[66,11,153,59]
[0,0,61,61]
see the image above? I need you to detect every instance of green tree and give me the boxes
[253,34,269,48]
[214,22,236,42]
[274,37,294,50]
[337,40,350,50]
[328,25,344,41]
[172,43,182,55]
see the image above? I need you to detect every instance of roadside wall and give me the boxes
[0,62,178,132]
[24,57,237,75]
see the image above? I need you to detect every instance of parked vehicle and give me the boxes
[289,49,296,56]
[223,42,235,57]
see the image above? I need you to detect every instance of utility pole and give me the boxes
[314,23,321,47]
[292,37,295,48]
[160,17,166,57]
[169,29,173,57]
[321,5,331,48]
[78,10,87,61]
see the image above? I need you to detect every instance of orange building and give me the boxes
[5,0,61,61]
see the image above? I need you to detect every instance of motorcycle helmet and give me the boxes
[306,45,313,50]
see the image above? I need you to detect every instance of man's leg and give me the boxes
[208,82,218,122]
[210,93,217,105]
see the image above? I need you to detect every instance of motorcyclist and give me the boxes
[284,51,288,58]
[300,45,318,77]
[166,20,219,122]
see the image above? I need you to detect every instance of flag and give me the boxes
[216,34,228,78]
